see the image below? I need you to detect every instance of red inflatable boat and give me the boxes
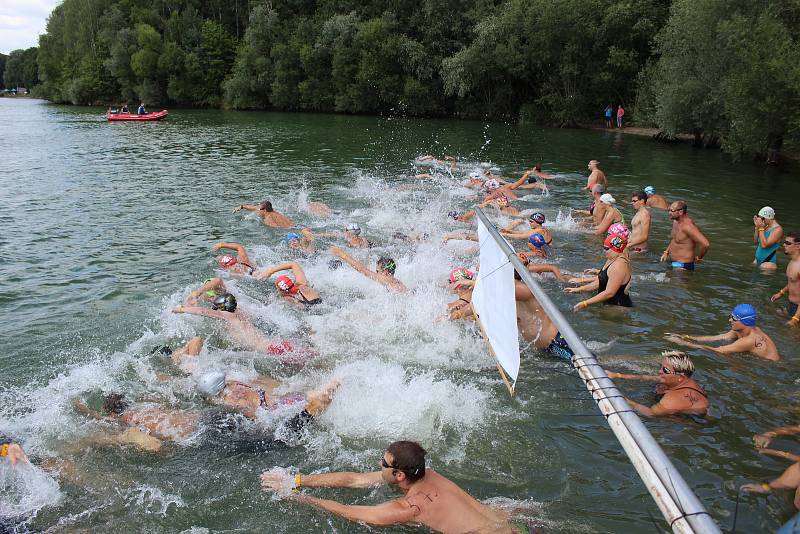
[107,110,169,122]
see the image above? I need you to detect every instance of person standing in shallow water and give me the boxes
[627,191,651,253]
[771,231,800,327]
[604,104,613,128]
[752,206,783,271]
[660,200,710,271]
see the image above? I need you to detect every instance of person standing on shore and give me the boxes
[770,231,800,327]
[616,105,625,128]
[583,160,607,191]
[628,191,651,253]
[753,207,783,270]
[660,201,709,271]
[604,104,613,128]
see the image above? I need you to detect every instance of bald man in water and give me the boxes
[660,200,709,270]
[260,440,520,533]
[583,160,607,191]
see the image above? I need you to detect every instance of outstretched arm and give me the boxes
[173,305,229,320]
[443,232,478,243]
[605,371,659,381]
[291,495,417,527]
[233,203,260,213]
[211,242,252,265]
[330,247,372,276]
[256,261,307,284]
[754,425,800,448]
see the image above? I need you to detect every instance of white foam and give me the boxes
[0,463,62,519]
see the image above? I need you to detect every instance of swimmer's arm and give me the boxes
[501,219,525,232]
[443,232,478,242]
[300,470,384,488]
[761,226,784,247]
[211,242,250,262]
[73,399,112,421]
[685,331,736,343]
[292,495,416,526]
[605,372,659,381]
[593,212,614,235]
[625,398,676,417]
[505,172,528,190]
[687,225,710,260]
[499,231,530,240]
[235,203,260,213]
[173,305,229,320]
[528,264,569,282]
[683,335,751,356]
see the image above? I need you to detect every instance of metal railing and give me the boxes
[475,208,720,534]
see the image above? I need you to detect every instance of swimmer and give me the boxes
[316,223,371,248]
[583,160,607,191]
[753,206,783,271]
[574,184,607,226]
[233,200,295,228]
[306,201,332,218]
[196,371,340,420]
[285,229,316,255]
[476,194,520,216]
[606,351,709,417]
[627,191,651,253]
[0,437,29,466]
[417,154,458,171]
[565,234,633,309]
[160,336,205,374]
[442,232,478,243]
[660,201,710,270]
[665,304,780,361]
[260,440,519,534]
[174,293,309,364]
[445,268,476,321]
[501,212,553,245]
[256,261,322,307]
[771,232,800,327]
[481,178,520,201]
[447,210,476,223]
[513,272,576,360]
[186,277,229,304]
[643,185,669,210]
[525,233,551,259]
[211,242,257,276]
[593,193,624,235]
[463,171,485,188]
[742,423,800,509]
[516,252,570,282]
[504,168,549,192]
[330,247,408,293]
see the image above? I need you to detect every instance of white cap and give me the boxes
[758,206,775,219]
[469,171,480,179]
[346,223,361,235]
[600,193,616,205]
[197,371,226,397]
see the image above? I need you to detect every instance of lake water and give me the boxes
[0,98,798,533]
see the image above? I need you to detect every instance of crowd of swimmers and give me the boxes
[2,153,799,532]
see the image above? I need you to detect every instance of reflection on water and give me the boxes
[0,98,798,533]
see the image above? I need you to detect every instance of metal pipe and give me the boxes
[474,208,720,534]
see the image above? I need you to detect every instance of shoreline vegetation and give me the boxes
[3,0,800,164]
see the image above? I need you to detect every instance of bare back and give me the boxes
[661,379,708,415]
[120,406,200,440]
[262,211,295,228]
[738,327,780,361]
[647,194,669,209]
[404,470,513,534]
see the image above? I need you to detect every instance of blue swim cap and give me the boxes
[528,233,546,248]
[731,304,757,326]
[644,185,655,195]
[286,232,301,242]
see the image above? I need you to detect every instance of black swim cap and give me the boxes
[212,293,237,312]
[328,258,343,270]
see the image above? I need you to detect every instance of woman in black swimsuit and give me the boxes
[565,233,633,310]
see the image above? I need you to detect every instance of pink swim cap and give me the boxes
[218,255,238,269]
[449,268,475,283]
[607,223,629,239]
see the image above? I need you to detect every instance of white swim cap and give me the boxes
[346,223,361,235]
[600,193,616,204]
[469,171,480,179]
[758,206,775,219]
[197,371,226,397]
[483,179,500,190]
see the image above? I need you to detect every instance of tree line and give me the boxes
[5,0,800,161]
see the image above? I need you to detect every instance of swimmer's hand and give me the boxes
[5,443,29,466]
[664,334,691,346]
[329,246,346,258]
[563,286,582,293]
[232,205,243,213]
[605,371,621,379]
[753,433,774,449]
[260,468,296,498]
[741,482,772,494]
[173,305,185,314]
[659,250,670,262]
[770,292,783,302]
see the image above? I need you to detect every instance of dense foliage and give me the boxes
[2,48,39,89]
[15,0,800,159]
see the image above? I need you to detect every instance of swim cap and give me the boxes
[211,293,237,312]
[603,233,627,253]
[600,193,616,205]
[327,258,343,270]
[644,185,656,195]
[469,171,480,179]
[758,206,775,220]
[449,267,475,283]
[591,184,606,194]
[447,210,459,219]
[346,223,362,235]
[286,232,301,242]
[530,212,546,224]
[483,179,500,191]
[528,233,547,248]
[731,303,757,326]
[218,255,238,269]
[377,257,396,275]
[495,195,509,207]
[607,223,630,239]
[275,275,299,294]
[197,371,226,397]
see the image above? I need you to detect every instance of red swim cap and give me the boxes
[218,255,238,269]
[275,275,299,294]
[603,233,627,253]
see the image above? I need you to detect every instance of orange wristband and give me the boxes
[0,444,8,457]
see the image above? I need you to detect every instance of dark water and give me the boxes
[0,98,798,533]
